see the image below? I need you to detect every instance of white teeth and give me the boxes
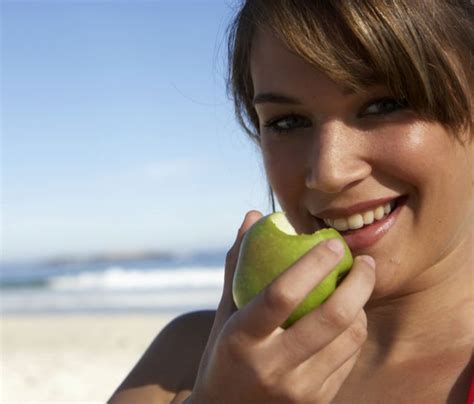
[374,206,385,220]
[333,218,349,231]
[321,200,397,232]
[347,214,364,229]
[362,210,374,225]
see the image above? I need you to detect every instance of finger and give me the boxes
[316,346,362,402]
[235,238,346,339]
[277,255,375,365]
[296,310,367,385]
[275,313,365,403]
[216,210,263,322]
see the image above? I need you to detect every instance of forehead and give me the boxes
[250,29,353,99]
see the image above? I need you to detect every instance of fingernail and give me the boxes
[238,212,248,231]
[237,212,252,236]
[359,255,376,269]
[325,238,344,255]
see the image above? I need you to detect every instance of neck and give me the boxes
[363,229,473,367]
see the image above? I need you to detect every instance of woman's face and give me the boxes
[250,30,473,299]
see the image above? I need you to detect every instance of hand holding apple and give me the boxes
[188,210,375,404]
[232,212,353,328]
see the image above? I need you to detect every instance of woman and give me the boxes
[109,1,473,402]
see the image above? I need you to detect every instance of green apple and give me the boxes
[232,212,353,328]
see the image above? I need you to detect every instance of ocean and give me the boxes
[0,251,226,315]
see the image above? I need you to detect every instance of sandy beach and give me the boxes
[0,313,179,403]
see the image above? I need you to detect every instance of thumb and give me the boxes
[196,210,263,373]
[217,210,263,322]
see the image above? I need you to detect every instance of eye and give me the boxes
[359,97,408,117]
[262,114,312,135]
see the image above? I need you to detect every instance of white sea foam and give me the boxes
[1,265,227,314]
[47,265,225,291]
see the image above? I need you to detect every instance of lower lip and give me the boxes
[337,196,408,252]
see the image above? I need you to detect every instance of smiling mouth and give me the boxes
[316,195,408,234]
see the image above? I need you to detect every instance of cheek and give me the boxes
[418,140,474,256]
[371,127,434,186]
[371,127,473,294]
[370,123,466,203]
[261,136,306,188]
[261,136,309,221]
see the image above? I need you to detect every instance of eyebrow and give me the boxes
[253,88,355,105]
[252,92,302,105]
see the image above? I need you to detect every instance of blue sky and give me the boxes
[2,1,276,262]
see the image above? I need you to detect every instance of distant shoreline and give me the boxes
[1,248,228,268]
[43,250,176,267]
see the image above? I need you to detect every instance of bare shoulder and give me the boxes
[108,310,216,404]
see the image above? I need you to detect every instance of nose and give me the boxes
[305,120,372,194]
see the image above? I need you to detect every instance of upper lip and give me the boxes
[313,195,403,219]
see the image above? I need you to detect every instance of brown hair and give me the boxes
[226,0,473,144]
